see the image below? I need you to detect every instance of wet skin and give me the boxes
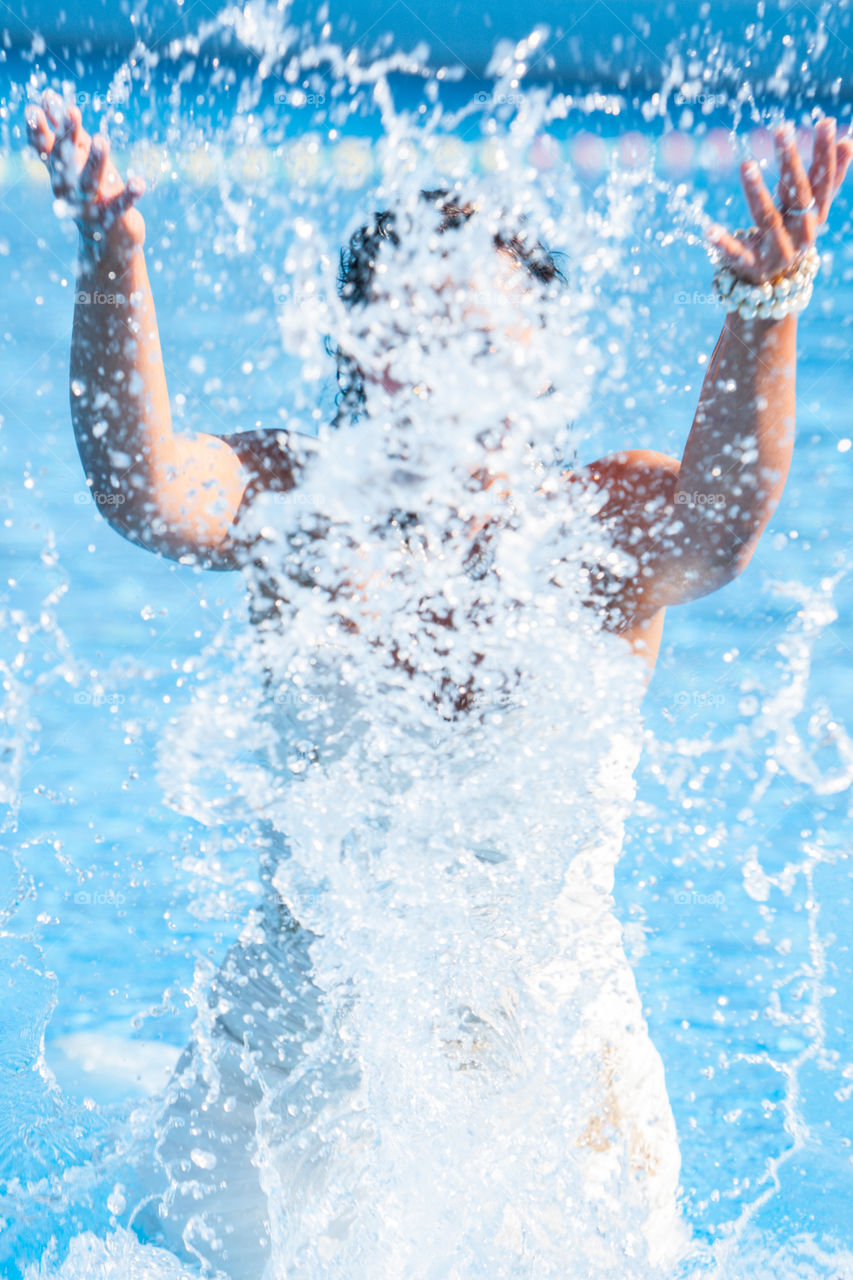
[25,93,853,680]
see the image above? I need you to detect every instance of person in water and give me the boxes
[24,91,853,1274]
[25,92,853,673]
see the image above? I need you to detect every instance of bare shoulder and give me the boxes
[563,449,681,511]
[561,450,684,673]
[218,427,307,493]
[562,447,683,607]
[201,427,316,570]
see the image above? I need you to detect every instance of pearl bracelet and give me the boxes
[712,240,820,321]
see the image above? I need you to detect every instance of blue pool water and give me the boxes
[2,7,853,1276]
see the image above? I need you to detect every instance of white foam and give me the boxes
[25,1229,196,1280]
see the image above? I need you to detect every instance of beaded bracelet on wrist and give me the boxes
[712,231,820,321]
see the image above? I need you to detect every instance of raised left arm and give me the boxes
[675,119,852,585]
[577,119,852,640]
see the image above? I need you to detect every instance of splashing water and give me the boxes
[135,161,685,1278]
[3,2,853,1278]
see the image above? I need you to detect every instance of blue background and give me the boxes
[3,0,853,95]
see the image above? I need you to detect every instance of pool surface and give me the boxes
[2,3,853,1275]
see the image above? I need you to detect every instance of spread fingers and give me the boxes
[80,134,109,197]
[808,118,836,221]
[25,104,55,161]
[835,136,853,192]
[706,223,757,272]
[741,160,789,247]
[775,124,817,248]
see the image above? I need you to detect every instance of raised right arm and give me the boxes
[26,92,298,567]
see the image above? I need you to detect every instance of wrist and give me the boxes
[712,242,819,321]
[724,308,797,338]
[76,208,146,276]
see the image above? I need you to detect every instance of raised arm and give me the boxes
[25,92,298,567]
[577,119,852,641]
[675,120,852,582]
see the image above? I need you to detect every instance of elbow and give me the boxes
[670,499,764,595]
[88,473,150,536]
[88,481,240,568]
[89,485,152,552]
[655,544,747,607]
[718,540,757,583]
[89,485,131,524]
[684,542,754,597]
[87,480,160,551]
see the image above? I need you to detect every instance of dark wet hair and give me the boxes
[331,188,563,424]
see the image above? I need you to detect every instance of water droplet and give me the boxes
[190,1148,217,1170]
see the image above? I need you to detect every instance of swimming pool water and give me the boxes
[2,29,853,1277]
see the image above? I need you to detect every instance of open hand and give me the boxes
[25,89,145,260]
[706,118,853,286]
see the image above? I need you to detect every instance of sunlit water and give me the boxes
[2,3,853,1277]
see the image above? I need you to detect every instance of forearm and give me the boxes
[588,118,851,625]
[675,310,797,574]
[28,95,251,562]
[70,227,246,554]
[71,226,177,530]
